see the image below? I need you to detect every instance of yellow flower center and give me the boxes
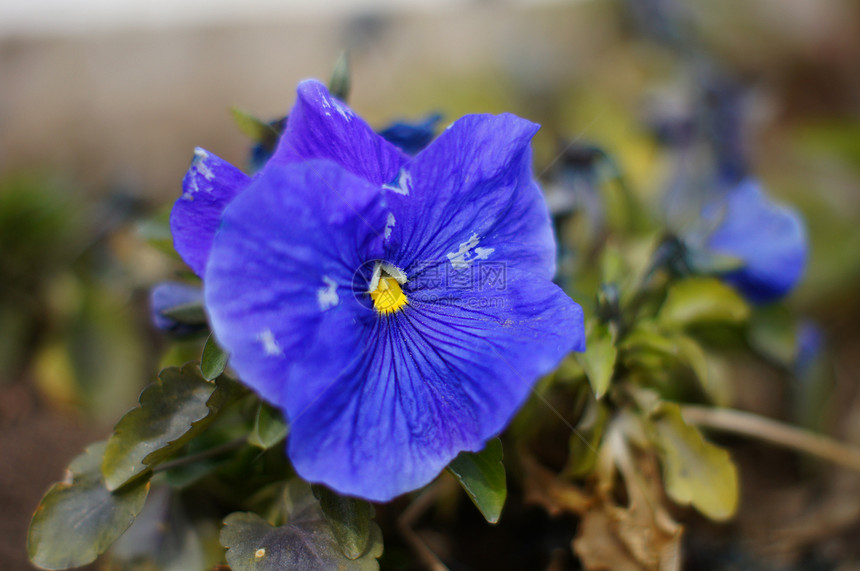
[370,276,408,314]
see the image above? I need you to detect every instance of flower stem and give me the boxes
[681,405,860,472]
[397,476,457,571]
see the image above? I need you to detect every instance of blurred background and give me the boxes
[2,0,860,569]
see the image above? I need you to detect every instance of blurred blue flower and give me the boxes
[377,113,442,155]
[170,80,584,501]
[543,143,613,219]
[794,321,823,378]
[149,281,206,336]
[702,178,807,304]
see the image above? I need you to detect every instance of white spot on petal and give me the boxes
[257,328,282,356]
[334,100,353,120]
[317,276,339,310]
[447,233,495,270]
[320,96,354,121]
[474,246,494,259]
[181,148,214,201]
[384,212,396,240]
[192,148,215,181]
[383,169,411,196]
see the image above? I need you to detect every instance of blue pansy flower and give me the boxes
[701,178,807,304]
[170,80,585,501]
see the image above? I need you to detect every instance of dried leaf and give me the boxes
[572,419,682,571]
[520,454,592,517]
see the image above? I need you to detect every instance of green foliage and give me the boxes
[102,364,244,491]
[28,442,151,570]
[328,51,351,102]
[447,438,507,524]
[249,402,289,450]
[136,208,179,258]
[55,286,149,422]
[221,481,383,570]
[564,399,609,478]
[314,485,375,560]
[0,173,83,289]
[575,320,618,399]
[659,277,750,329]
[108,486,211,571]
[160,300,207,327]
[748,304,799,367]
[648,403,739,521]
[620,322,721,402]
[231,107,280,145]
[200,335,229,380]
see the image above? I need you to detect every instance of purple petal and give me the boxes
[170,148,251,277]
[268,80,408,185]
[286,267,583,501]
[384,114,556,282]
[204,160,389,406]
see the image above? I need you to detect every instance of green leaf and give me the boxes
[135,209,178,258]
[28,442,150,569]
[674,335,709,388]
[249,402,289,450]
[620,324,732,405]
[574,320,618,399]
[659,277,749,329]
[313,486,373,560]
[685,248,744,275]
[620,322,707,383]
[748,304,799,366]
[600,243,625,285]
[109,485,206,571]
[102,364,244,491]
[672,336,732,407]
[160,300,207,326]
[200,335,228,380]
[220,481,383,570]
[447,438,507,524]
[619,322,676,354]
[221,512,383,571]
[328,51,351,102]
[230,107,277,142]
[564,400,609,479]
[648,403,739,521]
